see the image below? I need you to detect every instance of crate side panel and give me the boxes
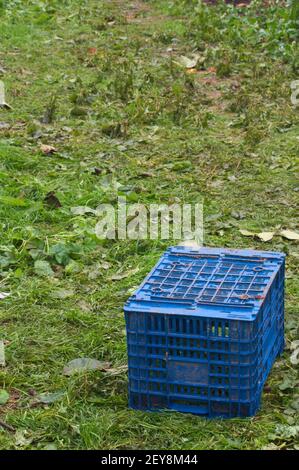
[125,248,285,418]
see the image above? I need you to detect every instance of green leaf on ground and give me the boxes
[0,389,9,405]
[34,260,54,277]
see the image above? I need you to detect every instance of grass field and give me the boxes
[0,0,298,450]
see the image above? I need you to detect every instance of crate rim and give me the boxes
[124,246,285,322]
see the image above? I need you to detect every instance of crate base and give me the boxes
[128,337,284,418]
[129,394,261,418]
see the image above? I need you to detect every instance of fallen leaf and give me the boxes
[65,260,81,274]
[100,261,111,270]
[280,229,299,241]
[186,68,197,75]
[15,430,33,447]
[44,191,62,208]
[228,175,237,182]
[0,101,12,110]
[239,229,275,241]
[239,229,256,237]
[77,300,91,312]
[0,389,9,405]
[87,265,101,280]
[279,376,297,391]
[43,443,57,450]
[92,167,102,176]
[0,341,5,367]
[261,443,281,451]
[290,348,299,365]
[99,174,121,191]
[40,144,57,155]
[231,210,246,220]
[270,424,299,440]
[88,47,97,55]
[34,260,54,277]
[20,68,33,76]
[63,358,111,376]
[51,289,74,299]
[290,340,299,351]
[257,232,275,242]
[70,206,97,216]
[175,54,202,69]
[36,391,65,404]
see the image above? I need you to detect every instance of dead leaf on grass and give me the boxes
[239,229,275,242]
[44,191,62,208]
[290,350,299,365]
[0,97,12,110]
[257,232,275,242]
[186,68,197,75]
[290,342,299,365]
[36,390,65,404]
[280,229,299,241]
[0,341,5,367]
[175,54,203,69]
[51,289,74,299]
[290,340,299,351]
[87,47,97,55]
[77,300,92,312]
[92,167,102,176]
[40,144,57,155]
[15,429,33,447]
[63,358,111,376]
[70,206,97,216]
[239,229,256,237]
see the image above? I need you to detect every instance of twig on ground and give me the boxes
[0,419,15,433]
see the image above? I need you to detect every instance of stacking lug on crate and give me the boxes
[124,246,285,418]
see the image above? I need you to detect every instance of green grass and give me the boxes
[0,0,298,450]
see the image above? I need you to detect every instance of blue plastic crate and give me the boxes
[124,246,285,418]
